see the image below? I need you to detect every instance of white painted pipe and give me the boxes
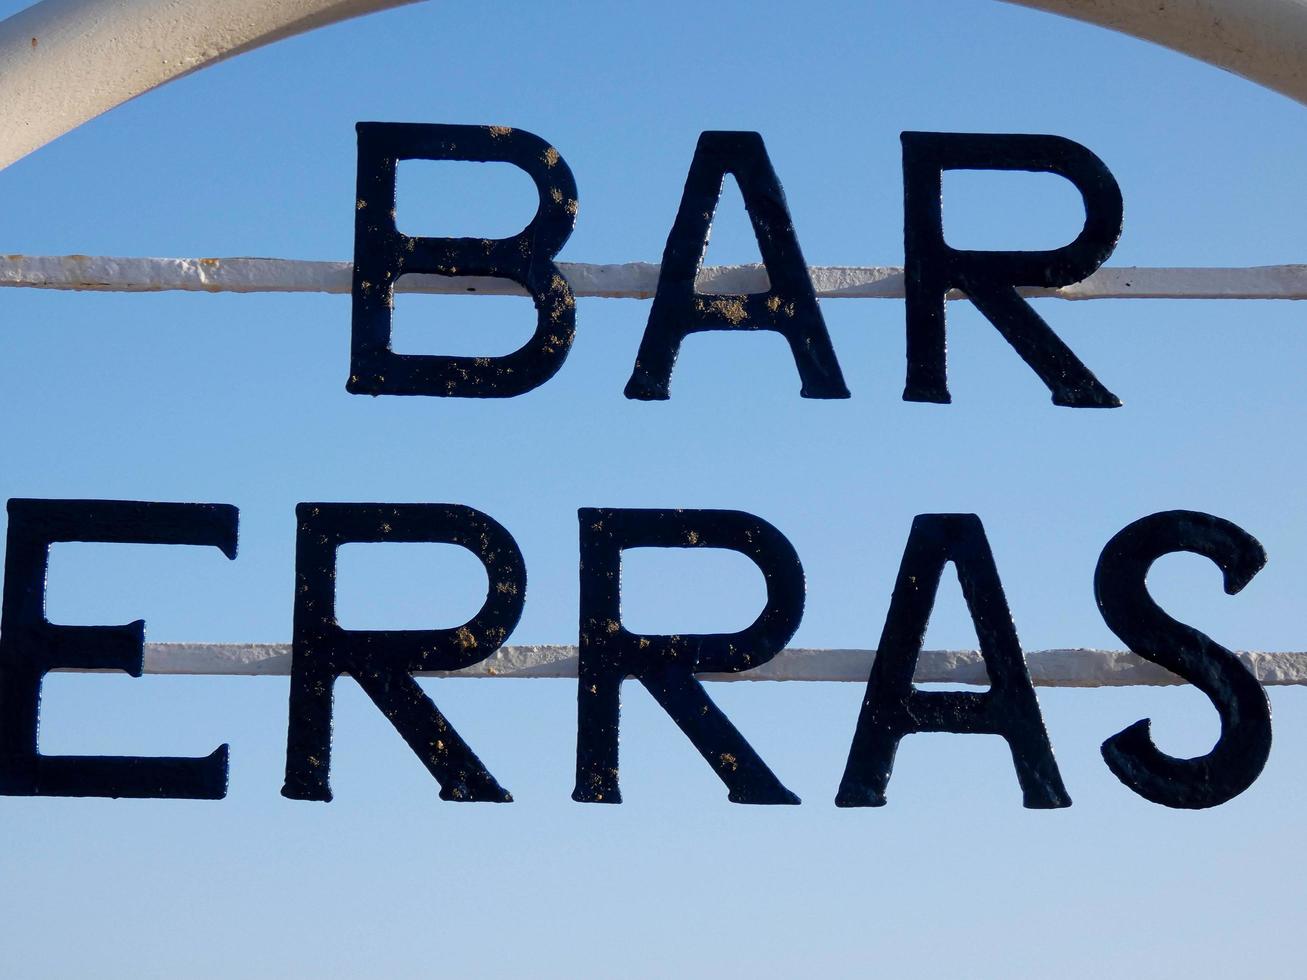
[0,1,1303,176]
[101,643,1307,687]
[1004,0,1307,107]
[4,254,1306,301]
[0,0,423,170]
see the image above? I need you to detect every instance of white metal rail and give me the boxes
[123,643,1307,686]
[4,255,1307,301]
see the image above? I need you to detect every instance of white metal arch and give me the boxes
[0,0,420,170]
[0,1,1305,171]
[1009,0,1307,109]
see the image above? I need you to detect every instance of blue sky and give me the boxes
[2,1,1306,976]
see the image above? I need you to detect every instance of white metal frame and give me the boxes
[1012,0,1307,109]
[0,0,420,170]
[1,0,1303,172]
[3,0,1306,686]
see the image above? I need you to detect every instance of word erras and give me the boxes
[0,500,1268,810]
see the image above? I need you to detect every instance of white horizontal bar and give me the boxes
[99,643,1307,687]
[3,255,1307,301]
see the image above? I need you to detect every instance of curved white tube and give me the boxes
[0,0,422,169]
[1004,0,1307,107]
[0,1,1304,173]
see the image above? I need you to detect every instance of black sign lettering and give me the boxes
[624,131,849,400]
[0,122,1288,814]
[0,498,236,799]
[837,514,1070,808]
[573,508,804,804]
[1094,511,1272,808]
[282,503,525,803]
[901,131,1123,408]
[350,122,578,397]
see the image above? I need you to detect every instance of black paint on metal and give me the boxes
[282,503,525,803]
[573,508,804,804]
[350,123,578,397]
[836,514,1070,808]
[1094,511,1271,808]
[901,132,1123,408]
[624,131,849,400]
[0,498,236,799]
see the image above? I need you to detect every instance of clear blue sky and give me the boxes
[2,1,1306,976]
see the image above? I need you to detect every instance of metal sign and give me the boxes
[0,0,1302,813]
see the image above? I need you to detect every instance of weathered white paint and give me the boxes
[0,1,1305,176]
[109,643,1307,687]
[4,254,1307,301]
[1005,0,1307,108]
[0,0,421,170]
[3,5,1305,694]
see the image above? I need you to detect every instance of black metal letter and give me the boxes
[902,131,1122,408]
[574,508,804,804]
[282,504,525,802]
[0,498,236,799]
[1094,511,1271,808]
[350,122,577,397]
[837,514,1069,808]
[624,131,848,400]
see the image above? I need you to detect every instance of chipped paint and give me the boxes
[4,254,1306,301]
[130,642,1307,687]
